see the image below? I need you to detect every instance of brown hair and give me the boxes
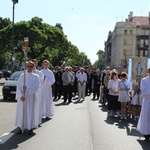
[31,59,38,63]
[43,60,50,64]
[110,70,118,79]
[121,72,127,78]
[27,61,35,67]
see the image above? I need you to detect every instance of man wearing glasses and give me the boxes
[15,61,40,135]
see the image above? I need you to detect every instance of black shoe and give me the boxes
[91,98,95,100]
[28,129,35,135]
[53,98,57,101]
[144,138,150,142]
[68,101,72,103]
[16,129,22,134]
[46,117,50,120]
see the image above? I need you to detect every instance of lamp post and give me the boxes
[11,0,18,73]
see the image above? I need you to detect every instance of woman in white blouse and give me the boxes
[108,70,121,116]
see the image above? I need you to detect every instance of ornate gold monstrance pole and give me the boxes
[22,37,30,133]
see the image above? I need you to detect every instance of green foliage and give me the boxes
[93,50,105,69]
[0,16,91,70]
[0,17,11,30]
[0,17,11,69]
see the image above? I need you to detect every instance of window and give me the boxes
[144,50,148,56]
[124,30,127,35]
[124,39,127,45]
[130,30,133,35]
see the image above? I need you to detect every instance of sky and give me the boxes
[0,0,150,64]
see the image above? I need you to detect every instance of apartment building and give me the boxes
[104,12,149,72]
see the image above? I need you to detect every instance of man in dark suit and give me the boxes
[73,66,79,96]
[84,66,89,96]
[92,69,101,100]
[54,66,63,100]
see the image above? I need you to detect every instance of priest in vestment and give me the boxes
[41,60,55,119]
[137,67,150,141]
[32,59,44,126]
[15,61,40,135]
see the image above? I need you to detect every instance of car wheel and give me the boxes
[3,96,8,100]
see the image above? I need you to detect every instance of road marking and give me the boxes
[0,133,14,144]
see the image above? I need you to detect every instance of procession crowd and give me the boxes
[15,59,150,142]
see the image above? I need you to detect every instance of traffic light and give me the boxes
[12,0,18,4]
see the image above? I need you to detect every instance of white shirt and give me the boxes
[78,72,87,82]
[108,79,120,96]
[67,73,72,82]
[41,69,55,87]
[76,71,80,78]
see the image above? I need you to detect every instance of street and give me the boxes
[0,78,149,150]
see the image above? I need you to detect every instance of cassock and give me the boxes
[34,69,44,125]
[15,72,40,130]
[41,69,55,118]
[137,75,150,135]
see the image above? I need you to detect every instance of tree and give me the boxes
[0,17,11,30]
[0,17,11,69]
[93,50,105,70]
[55,23,63,31]
[0,16,91,69]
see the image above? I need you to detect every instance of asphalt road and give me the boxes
[0,78,149,150]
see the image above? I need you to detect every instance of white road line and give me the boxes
[0,133,14,144]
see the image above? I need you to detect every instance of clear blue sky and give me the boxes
[0,0,150,64]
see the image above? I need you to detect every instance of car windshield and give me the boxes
[9,72,22,81]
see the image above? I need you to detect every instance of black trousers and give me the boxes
[73,80,78,95]
[108,95,121,111]
[93,84,100,98]
[63,84,73,102]
[88,80,92,94]
[54,83,62,99]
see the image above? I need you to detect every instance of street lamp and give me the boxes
[11,0,18,73]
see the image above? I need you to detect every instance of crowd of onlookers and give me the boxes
[51,65,142,121]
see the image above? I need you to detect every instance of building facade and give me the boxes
[104,12,149,72]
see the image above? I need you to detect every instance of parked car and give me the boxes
[2,71,23,100]
[3,70,12,78]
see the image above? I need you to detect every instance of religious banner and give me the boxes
[148,57,150,69]
[132,57,147,82]
[127,57,132,88]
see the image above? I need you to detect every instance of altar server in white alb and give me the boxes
[137,67,150,142]
[41,60,55,120]
[15,61,40,135]
[78,68,87,101]
[32,59,44,126]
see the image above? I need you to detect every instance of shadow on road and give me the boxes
[99,104,108,112]
[55,102,69,106]
[137,139,150,150]
[0,98,16,103]
[0,128,35,150]
[104,110,142,138]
